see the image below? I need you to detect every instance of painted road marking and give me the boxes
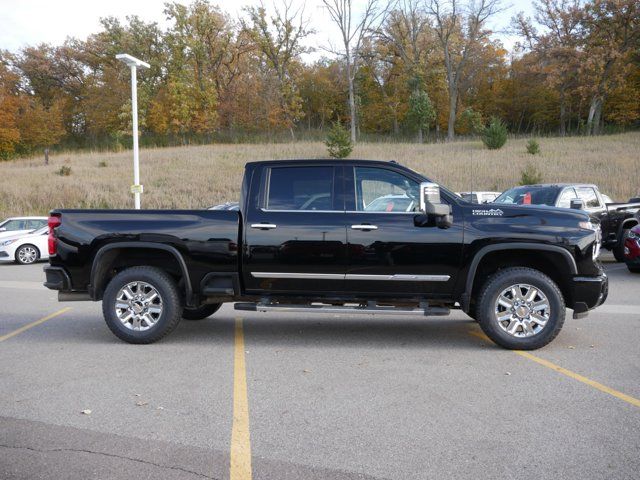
[0,307,71,342]
[469,330,640,408]
[230,317,252,480]
[0,280,48,291]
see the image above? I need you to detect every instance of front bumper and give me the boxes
[570,273,608,319]
[623,237,640,264]
[43,265,71,291]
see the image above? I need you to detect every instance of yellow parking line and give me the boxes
[230,317,252,480]
[469,330,640,408]
[0,307,72,342]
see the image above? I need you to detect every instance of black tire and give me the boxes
[613,229,629,263]
[476,267,565,350]
[627,265,640,274]
[15,244,40,265]
[182,303,221,320]
[102,266,183,344]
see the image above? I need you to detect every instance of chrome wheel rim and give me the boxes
[18,246,37,264]
[494,283,550,338]
[114,281,163,331]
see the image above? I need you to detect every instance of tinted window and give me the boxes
[266,166,335,211]
[557,188,578,208]
[354,167,419,212]
[495,186,558,206]
[576,187,601,208]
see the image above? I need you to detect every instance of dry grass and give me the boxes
[1,132,639,218]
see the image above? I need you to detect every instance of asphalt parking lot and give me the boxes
[1,255,638,480]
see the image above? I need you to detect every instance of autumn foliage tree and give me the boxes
[0,0,638,160]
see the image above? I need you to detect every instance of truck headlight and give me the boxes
[579,221,601,259]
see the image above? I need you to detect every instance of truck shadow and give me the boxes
[174,314,489,351]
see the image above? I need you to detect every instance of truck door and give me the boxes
[242,164,347,294]
[344,165,463,296]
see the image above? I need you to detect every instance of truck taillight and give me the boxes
[48,215,61,255]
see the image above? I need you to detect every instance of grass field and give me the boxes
[1,132,639,218]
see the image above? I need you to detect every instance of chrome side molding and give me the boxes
[250,272,450,282]
[250,223,277,230]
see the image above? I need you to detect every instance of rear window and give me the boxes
[494,186,559,206]
[266,166,336,211]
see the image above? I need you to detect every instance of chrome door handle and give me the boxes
[251,223,277,230]
[351,224,378,230]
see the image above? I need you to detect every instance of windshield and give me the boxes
[494,186,559,206]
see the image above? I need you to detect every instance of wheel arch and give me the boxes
[462,243,577,312]
[90,242,193,305]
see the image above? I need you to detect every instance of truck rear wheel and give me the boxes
[182,303,221,320]
[476,267,565,350]
[102,266,183,344]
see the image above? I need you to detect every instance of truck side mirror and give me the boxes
[570,198,584,210]
[418,182,452,228]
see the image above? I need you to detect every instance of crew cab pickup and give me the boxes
[44,160,608,350]
[494,184,640,261]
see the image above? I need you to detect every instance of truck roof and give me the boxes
[519,183,598,189]
[245,159,404,168]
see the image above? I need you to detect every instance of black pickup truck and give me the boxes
[494,184,640,261]
[44,159,607,350]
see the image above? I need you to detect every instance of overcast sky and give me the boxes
[0,0,534,58]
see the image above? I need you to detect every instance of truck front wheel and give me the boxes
[102,266,183,344]
[476,267,565,350]
[613,228,630,262]
[182,303,221,320]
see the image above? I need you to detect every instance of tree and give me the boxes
[16,98,66,160]
[407,87,435,141]
[325,121,353,157]
[514,0,584,136]
[425,0,503,140]
[0,54,21,159]
[322,0,393,142]
[244,1,313,138]
[581,0,640,135]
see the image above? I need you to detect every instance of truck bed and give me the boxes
[48,209,240,293]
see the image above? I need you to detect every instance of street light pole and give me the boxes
[116,54,150,209]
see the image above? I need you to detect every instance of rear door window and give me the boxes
[266,166,337,211]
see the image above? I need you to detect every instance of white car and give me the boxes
[0,226,49,265]
[0,216,48,240]
[458,191,502,204]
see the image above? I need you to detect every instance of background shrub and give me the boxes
[526,139,540,155]
[325,122,353,158]
[519,162,543,185]
[482,117,508,150]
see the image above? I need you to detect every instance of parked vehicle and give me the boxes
[44,160,607,350]
[494,184,640,262]
[0,226,49,265]
[624,224,640,273]
[457,191,502,204]
[0,217,47,240]
[209,202,240,211]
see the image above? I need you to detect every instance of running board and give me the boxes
[234,302,449,316]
